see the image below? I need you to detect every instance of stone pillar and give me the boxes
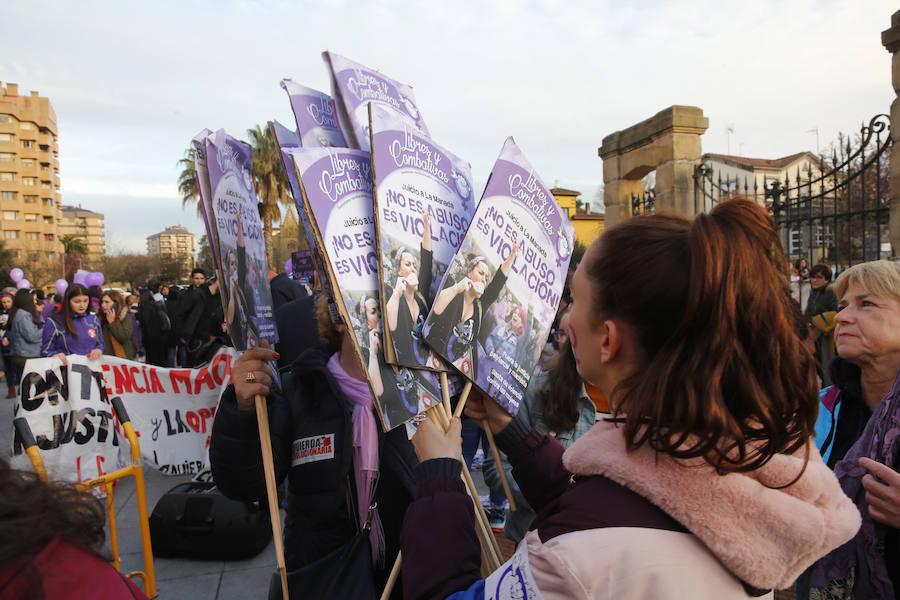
[882,11,900,255]
[599,106,708,228]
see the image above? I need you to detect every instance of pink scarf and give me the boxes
[327,353,384,565]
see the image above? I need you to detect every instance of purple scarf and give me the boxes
[327,353,384,565]
[810,367,900,598]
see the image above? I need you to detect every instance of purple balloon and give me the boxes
[16,279,30,290]
[9,268,23,283]
[55,278,68,295]
[284,258,292,274]
[85,272,99,287]
[94,272,105,286]
[73,271,88,285]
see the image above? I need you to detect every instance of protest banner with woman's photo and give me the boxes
[368,104,476,370]
[288,146,441,430]
[322,51,429,151]
[423,138,574,416]
[205,129,279,351]
[279,79,347,148]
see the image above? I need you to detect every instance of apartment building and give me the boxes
[0,82,63,260]
[147,225,195,276]
[60,205,106,268]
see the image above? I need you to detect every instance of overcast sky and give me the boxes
[2,0,895,254]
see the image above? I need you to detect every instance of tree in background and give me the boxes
[0,240,16,288]
[24,252,63,291]
[197,234,215,276]
[178,147,201,217]
[247,124,292,266]
[102,253,160,291]
[60,234,87,282]
[158,255,185,284]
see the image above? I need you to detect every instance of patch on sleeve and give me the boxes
[292,434,335,465]
[484,540,544,600]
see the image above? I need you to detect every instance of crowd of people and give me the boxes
[0,267,237,401]
[3,198,900,599]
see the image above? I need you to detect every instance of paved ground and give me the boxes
[2,394,494,600]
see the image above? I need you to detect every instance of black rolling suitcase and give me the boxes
[149,481,272,559]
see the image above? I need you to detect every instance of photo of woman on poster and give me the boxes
[425,241,518,379]
[484,302,534,367]
[357,293,440,429]
[384,211,433,367]
[225,211,260,350]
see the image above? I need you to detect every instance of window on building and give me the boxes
[21,140,34,149]
[4,231,18,239]
[48,252,56,259]
[0,153,13,162]
[24,213,37,222]
[0,173,13,182]
[0,134,12,142]
[42,198,53,207]
[20,122,34,130]
[44,234,54,242]
[25,232,38,241]
[23,195,36,203]
[42,216,52,224]
[40,180,50,189]
[3,211,18,220]
[22,177,34,186]
[38,144,49,152]
[22,158,34,167]
[0,115,9,123]
[1,191,15,201]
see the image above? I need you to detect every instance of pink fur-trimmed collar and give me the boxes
[562,420,860,590]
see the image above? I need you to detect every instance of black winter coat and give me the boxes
[209,347,418,596]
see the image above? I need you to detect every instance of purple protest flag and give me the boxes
[205,130,279,352]
[368,104,475,371]
[322,51,429,151]
[191,128,222,274]
[423,138,575,416]
[288,146,442,431]
[280,79,347,148]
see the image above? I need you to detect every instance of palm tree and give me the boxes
[178,147,201,216]
[246,124,292,266]
[60,234,87,282]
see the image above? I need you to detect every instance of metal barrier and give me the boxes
[13,396,158,598]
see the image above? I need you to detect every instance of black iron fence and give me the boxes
[693,114,892,272]
[631,188,655,216]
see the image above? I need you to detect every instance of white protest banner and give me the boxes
[100,348,237,475]
[10,355,128,484]
[10,348,238,482]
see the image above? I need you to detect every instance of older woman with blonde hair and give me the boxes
[809,259,900,599]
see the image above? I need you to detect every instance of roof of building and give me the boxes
[704,151,817,170]
[550,186,582,197]
[572,207,604,220]
[60,205,104,217]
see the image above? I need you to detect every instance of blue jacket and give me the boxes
[482,371,596,542]
[9,309,43,357]
[40,311,104,357]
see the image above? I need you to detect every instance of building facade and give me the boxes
[0,82,63,261]
[147,225,195,277]
[59,205,106,268]
[550,187,605,249]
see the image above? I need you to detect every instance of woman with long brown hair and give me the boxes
[100,290,136,360]
[401,198,861,599]
[40,283,103,363]
[7,289,43,391]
